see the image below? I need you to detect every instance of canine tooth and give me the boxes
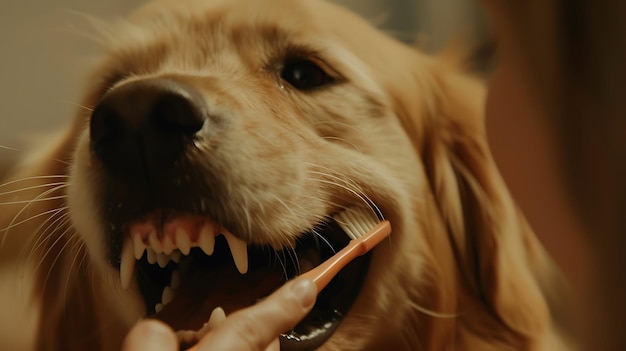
[170,271,181,289]
[149,232,163,253]
[155,303,163,313]
[132,234,145,260]
[162,286,174,305]
[157,253,169,268]
[176,229,191,255]
[120,238,135,290]
[171,250,182,263]
[223,231,248,274]
[147,248,157,264]
[198,223,215,255]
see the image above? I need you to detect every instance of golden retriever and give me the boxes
[0,0,573,350]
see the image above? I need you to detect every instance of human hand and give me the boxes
[121,278,317,351]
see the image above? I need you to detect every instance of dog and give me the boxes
[0,0,573,349]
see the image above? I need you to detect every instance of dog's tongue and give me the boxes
[155,262,285,331]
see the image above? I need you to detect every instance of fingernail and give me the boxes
[291,278,317,308]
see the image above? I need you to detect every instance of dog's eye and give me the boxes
[280,60,334,90]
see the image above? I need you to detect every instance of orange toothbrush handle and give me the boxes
[299,220,390,292]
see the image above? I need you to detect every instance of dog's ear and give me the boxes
[35,237,106,351]
[413,59,552,342]
[34,237,136,351]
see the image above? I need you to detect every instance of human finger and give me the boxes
[122,319,178,351]
[194,277,317,351]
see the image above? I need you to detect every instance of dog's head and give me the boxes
[0,0,561,350]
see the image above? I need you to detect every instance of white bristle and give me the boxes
[334,207,379,239]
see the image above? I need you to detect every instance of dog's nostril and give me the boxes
[89,78,207,181]
[151,93,206,134]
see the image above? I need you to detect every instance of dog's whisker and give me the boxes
[25,209,70,261]
[308,168,384,219]
[0,175,68,189]
[305,177,370,211]
[3,183,67,233]
[61,235,85,304]
[0,144,21,152]
[34,218,73,287]
[41,229,77,304]
[17,207,67,265]
[285,246,301,276]
[408,301,458,319]
[0,182,68,197]
[30,214,71,262]
[305,163,368,193]
[273,250,289,282]
[1,205,68,234]
[269,193,297,219]
[0,195,68,206]
[66,101,94,113]
[311,227,337,254]
[304,168,380,217]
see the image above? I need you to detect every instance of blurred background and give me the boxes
[0,0,487,148]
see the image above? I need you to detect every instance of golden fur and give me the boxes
[0,0,572,350]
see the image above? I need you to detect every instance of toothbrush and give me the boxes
[185,207,389,350]
[298,206,391,292]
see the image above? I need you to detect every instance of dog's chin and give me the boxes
[111,208,371,351]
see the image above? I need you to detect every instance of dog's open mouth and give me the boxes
[117,210,370,350]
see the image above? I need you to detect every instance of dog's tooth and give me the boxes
[120,237,135,290]
[198,223,215,255]
[171,271,181,290]
[155,303,163,313]
[162,235,176,255]
[223,230,248,274]
[132,233,145,260]
[157,253,169,268]
[208,307,226,329]
[147,248,157,264]
[162,286,174,305]
[176,229,191,255]
[171,250,182,263]
[197,307,226,340]
[148,232,163,254]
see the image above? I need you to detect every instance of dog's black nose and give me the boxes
[90,78,206,182]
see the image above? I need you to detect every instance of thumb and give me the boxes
[122,319,178,351]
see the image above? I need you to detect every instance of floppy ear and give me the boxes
[36,237,106,351]
[417,60,551,342]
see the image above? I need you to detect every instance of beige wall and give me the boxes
[0,0,484,148]
[0,0,145,145]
